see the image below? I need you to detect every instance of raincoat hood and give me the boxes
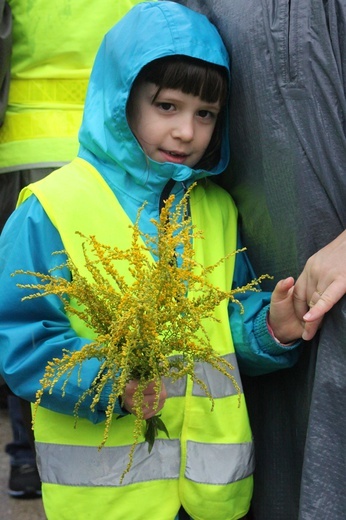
[78,1,230,190]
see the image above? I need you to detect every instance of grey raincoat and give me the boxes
[170,1,346,519]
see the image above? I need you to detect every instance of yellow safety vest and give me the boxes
[0,0,146,172]
[19,158,253,520]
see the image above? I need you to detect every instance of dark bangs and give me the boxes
[138,56,228,108]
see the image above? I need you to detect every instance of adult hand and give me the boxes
[122,379,167,419]
[293,230,346,341]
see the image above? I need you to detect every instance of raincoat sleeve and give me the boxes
[0,195,117,423]
[230,238,301,376]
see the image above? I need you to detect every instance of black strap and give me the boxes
[159,179,176,213]
[178,506,191,520]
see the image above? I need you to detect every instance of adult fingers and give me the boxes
[303,280,346,322]
[293,273,310,320]
[301,317,323,341]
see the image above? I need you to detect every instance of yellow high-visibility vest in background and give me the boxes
[0,0,146,173]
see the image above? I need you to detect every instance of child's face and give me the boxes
[127,82,221,168]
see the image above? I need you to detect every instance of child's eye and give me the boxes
[157,102,175,112]
[197,110,216,119]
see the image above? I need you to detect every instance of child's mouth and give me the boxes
[160,149,188,164]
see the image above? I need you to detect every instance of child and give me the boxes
[0,3,304,519]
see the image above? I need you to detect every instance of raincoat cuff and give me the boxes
[254,305,302,355]
[98,381,129,416]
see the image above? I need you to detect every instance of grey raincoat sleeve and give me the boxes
[168,1,346,520]
[0,1,11,126]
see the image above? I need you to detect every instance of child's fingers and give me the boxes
[123,380,167,418]
[271,277,295,303]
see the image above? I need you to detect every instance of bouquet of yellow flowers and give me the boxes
[14,185,269,482]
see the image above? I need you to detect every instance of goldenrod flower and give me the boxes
[14,184,270,482]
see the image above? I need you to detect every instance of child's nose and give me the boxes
[172,115,194,141]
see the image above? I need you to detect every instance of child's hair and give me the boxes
[128,56,229,171]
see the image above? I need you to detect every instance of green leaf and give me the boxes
[154,415,170,438]
[144,414,170,453]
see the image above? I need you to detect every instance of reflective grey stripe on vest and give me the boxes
[186,441,255,484]
[36,439,180,486]
[36,438,254,487]
[163,353,242,398]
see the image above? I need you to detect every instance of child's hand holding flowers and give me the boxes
[121,379,167,419]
